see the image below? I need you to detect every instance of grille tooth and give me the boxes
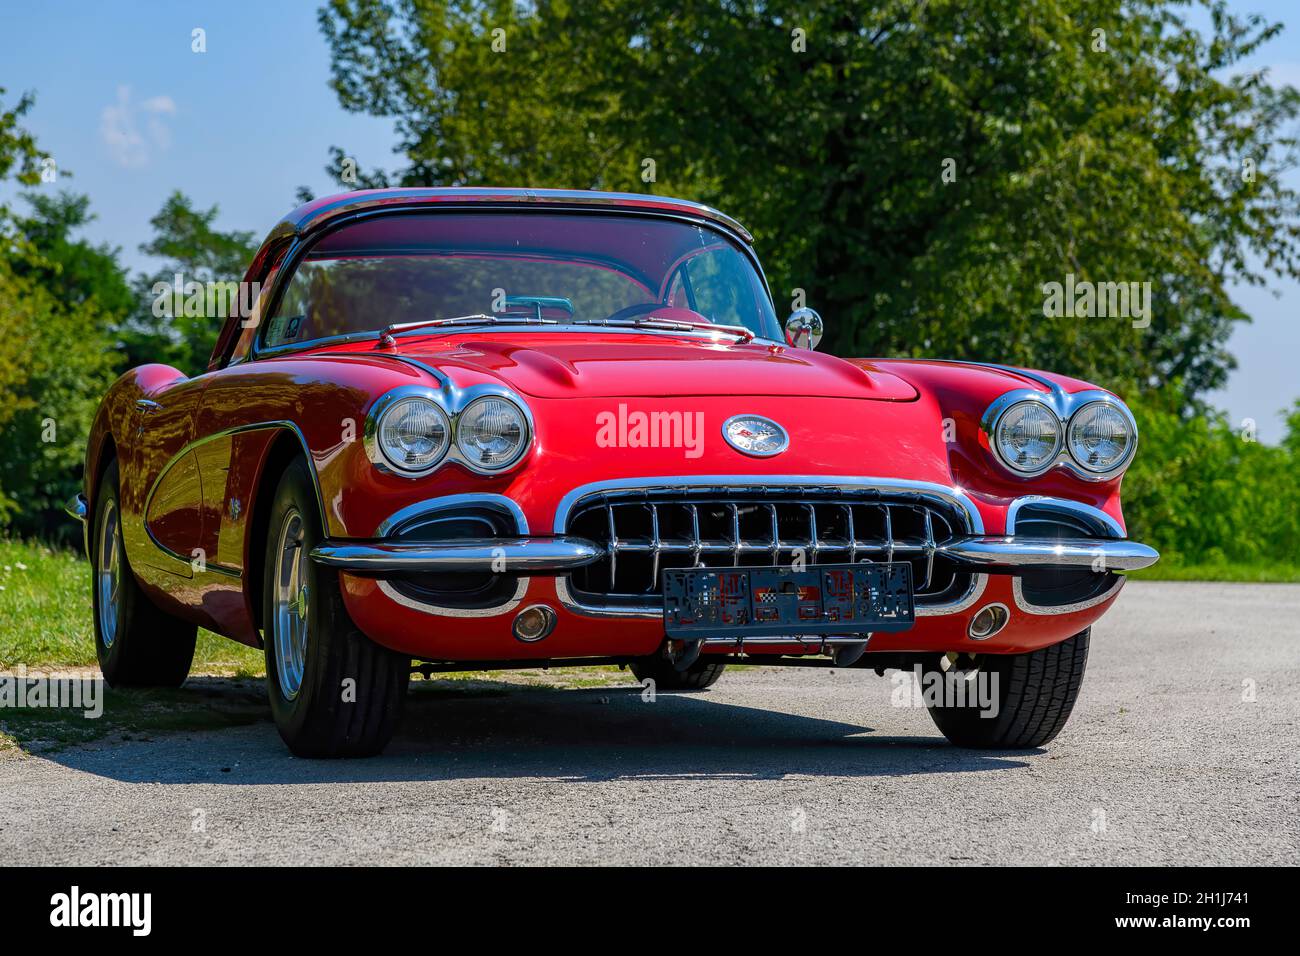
[565,490,970,608]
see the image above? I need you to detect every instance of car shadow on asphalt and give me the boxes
[12,675,1038,783]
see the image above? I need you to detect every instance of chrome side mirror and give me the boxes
[784,308,823,350]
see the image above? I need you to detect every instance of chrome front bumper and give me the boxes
[311,533,1158,574]
[311,537,603,573]
[938,536,1159,571]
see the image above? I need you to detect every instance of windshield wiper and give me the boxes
[598,316,755,343]
[376,313,557,347]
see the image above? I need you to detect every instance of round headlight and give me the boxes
[994,401,1062,473]
[456,396,529,471]
[376,396,450,473]
[1067,401,1135,473]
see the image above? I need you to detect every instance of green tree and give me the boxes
[0,96,119,539]
[9,191,135,325]
[318,0,1300,407]
[125,191,259,374]
[0,88,49,202]
[0,258,118,539]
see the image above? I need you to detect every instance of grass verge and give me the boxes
[0,538,264,674]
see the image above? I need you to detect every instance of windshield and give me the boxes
[261,212,778,349]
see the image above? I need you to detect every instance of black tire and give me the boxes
[91,459,197,687]
[924,628,1090,749]
[262,458,409,757]
[630,655,727,691]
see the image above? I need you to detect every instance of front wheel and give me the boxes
[923,628,1091,749]
[92,459,197,687]
[262,459,409,757]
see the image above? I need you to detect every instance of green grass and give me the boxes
[1128,562,1300,583]
[0,538,264,674]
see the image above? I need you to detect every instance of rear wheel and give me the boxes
[923,628,1090,748]
[262,458,409,757]
[630,656,727,691]
[91,459,197,687]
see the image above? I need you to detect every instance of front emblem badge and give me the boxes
[722,415,789,457]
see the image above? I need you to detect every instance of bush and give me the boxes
[1124,394,1300,568]
[0,259,117,540]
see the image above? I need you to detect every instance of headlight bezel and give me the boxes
[989,398,1063,477]
[364,383,534,478]
[454,394,532,474]
[981,387,1137,481]
[1065,398,1138,477]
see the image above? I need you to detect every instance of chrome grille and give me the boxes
[565,489,973,608]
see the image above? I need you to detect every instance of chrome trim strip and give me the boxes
[311,537,603,573]
[1012,575,1127,615]
[917,573,988,617]
[375,493,529,537]
[938,536,1159,571]
[1002,494,1151,615]
[369,493,533,619]
[275,187,756,246]
[554,475,985,535]
[140,420,327,578]
[1005,495,1125,538]
[378,578,529,619]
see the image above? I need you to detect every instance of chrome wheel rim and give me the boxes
[272,508,309,701]
[96,499,122,649]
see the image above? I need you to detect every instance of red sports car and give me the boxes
[70,188,1158,756]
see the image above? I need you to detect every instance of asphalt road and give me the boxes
[2,580,1296,865]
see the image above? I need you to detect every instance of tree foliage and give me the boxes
[124,191,259,374]
[319,0,1300,406]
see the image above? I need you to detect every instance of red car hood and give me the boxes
[386,332,919,401]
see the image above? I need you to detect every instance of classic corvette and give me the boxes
[69,187,1158,756]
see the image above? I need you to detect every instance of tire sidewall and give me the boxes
[91,461,131,680]
[262,460,331,740]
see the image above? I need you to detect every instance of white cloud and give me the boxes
[100,86,176,168]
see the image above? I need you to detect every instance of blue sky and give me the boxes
[2,1,1297,441]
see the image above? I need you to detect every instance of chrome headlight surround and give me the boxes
[365,383,535,478]
[455,394,532,474]
[981,387,1137,482]
[1064,398,1138,477]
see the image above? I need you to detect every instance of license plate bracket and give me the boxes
[662,563,915,638]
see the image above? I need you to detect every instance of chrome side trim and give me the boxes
[938,536,1159,571]
[1012,575,1127,616]
[312,537,603,573]
[140,420,327,578]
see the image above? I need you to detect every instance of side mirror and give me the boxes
[784,308,824,350]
